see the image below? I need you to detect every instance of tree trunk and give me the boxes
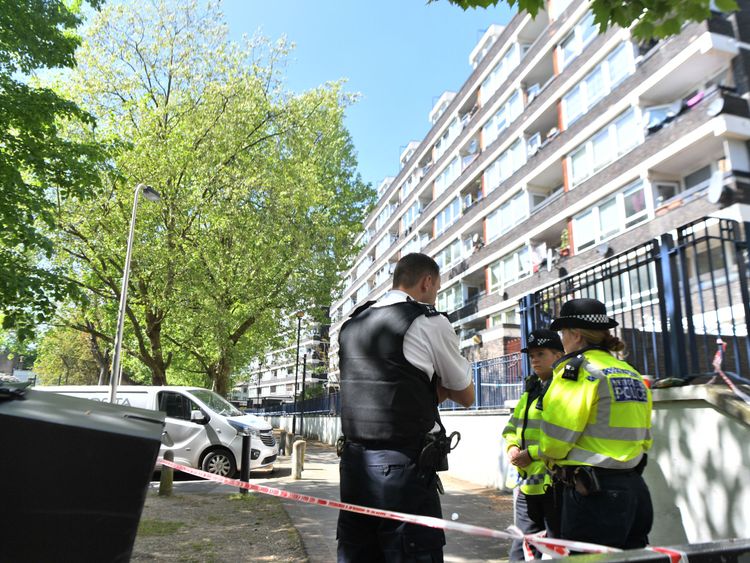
[145,310,170,386]
[209,353,232,396]
[87,326,111,385]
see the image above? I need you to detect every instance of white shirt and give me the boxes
[372,289,471,392]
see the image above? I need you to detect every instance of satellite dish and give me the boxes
[596,243,612,257]
[707,170,731,204]
[707,98,724,117]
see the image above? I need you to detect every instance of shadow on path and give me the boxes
[259,439,515,563]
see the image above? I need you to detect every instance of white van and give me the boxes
[39,385,278,477]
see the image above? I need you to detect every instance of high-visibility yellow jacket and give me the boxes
[539,348,652,469]
[502,375,552,495]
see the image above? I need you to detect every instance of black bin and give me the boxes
[0,388,165,562]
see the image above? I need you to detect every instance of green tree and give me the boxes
[0,0,104,339]
[432,0,738,39]
[54,1,373,394]
[34,325,101,386]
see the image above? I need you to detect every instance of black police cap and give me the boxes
[549,298,618,331]
[521,329,564,353]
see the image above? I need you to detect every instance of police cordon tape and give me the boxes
[158,457,627,557]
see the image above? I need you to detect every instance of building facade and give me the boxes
[231,321,329,407]
[328,0,750,386]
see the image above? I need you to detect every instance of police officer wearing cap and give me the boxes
[539,298,653,549]
[503,329,564,561]
[337,253,475,563]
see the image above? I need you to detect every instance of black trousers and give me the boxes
[560,471,653,549]
[509,488,561,561]
[337,441,445,563]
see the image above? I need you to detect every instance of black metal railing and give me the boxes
[248,217,750,416]
[519,217,750,381]
[442,353,524,410]
[250,352,524,415]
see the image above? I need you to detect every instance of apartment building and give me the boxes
[231,321,329,407]
[328,0,750,387]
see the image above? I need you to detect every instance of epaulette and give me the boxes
[562,354,586,381]
[410,301,448,319]
[349,300,375,318]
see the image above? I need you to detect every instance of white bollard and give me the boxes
[293,435,304,469]
[292,439,306,480]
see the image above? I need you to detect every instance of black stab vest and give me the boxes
[339,300,438,445]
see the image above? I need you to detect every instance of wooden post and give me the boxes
[159,450,174,497]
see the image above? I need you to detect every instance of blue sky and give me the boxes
[223,1,513,189]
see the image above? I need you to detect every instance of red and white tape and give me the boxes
[157,457,619,556]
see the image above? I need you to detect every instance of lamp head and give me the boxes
[140,184,161,202]
[295,311,305,319]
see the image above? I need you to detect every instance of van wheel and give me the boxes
[201,450,236,477]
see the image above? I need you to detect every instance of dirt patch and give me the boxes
[484,488,515,514]
[131,490,308,562]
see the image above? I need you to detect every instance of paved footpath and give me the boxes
[253,439,515,563]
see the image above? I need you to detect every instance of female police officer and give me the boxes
[539,298,653,550]
[503,329,564,560]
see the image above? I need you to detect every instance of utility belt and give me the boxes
[336,421,461,475]
[552,455,647,496]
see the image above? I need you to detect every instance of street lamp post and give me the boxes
[109,183,161,404]
[299,354,308,435]
[291,310,304,434]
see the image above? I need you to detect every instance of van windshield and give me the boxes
[189,389,243,416]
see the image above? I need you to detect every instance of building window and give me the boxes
[435,157,460,195]
[483,139,526,194]
[355,257,372,279]
[435,118,461,160]
[573,180,650,253]
[567,108,642,188]
[485,191,529,242]
[436,197,461,236]
[488,246,531,292]
[374,265,391,287]
[480,43,521,102]
[360,230,372,247]
[402,201,421,232]
[549,0,575,20]
[436,239,463,270]
[653,160,726,208]
[355,283,370,303]
[342,298,353,316]
[402,234,422,256]
[375,204,394,231]
[482,90,523,148]
[562,43,635,128]
[401,174,418,201]
[437,284,462,312]
[489,307,520,326]
[374,234,394,259]
[558,11,597,71]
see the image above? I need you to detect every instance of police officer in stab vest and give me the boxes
[502,329,564,561]
[337,253,475,563]
[539,298,653,549]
